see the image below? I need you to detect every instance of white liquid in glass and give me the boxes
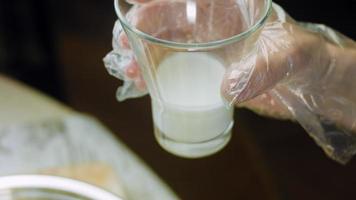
[152,52,233,144]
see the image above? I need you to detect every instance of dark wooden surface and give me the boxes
[2,0,356,199]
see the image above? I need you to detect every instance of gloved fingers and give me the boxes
[125,59,146,90]
[126,0,152,4]
[125,59,139,79]
[115,10,146,90]
[239,90,294,120]
[221,4,330,107]
[104,20,148,100]
[221,44,294,105]
[134,75,147,91]
[118,31,131,49]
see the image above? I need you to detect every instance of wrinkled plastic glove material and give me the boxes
[104,1,356,164]
[104,20,147,101]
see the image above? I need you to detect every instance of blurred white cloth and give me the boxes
[0,75,179,200]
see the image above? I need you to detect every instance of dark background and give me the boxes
[1,0,356,199]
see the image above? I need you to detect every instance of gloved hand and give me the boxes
[223,5,356,164]
[104,0,356,163]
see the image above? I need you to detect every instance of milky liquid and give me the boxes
[152,53,234,145]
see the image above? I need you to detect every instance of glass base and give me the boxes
[154,122,233,158]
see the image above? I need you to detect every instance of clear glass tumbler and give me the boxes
[114,0,272,158]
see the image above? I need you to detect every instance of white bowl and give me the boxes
[0,175,123,200]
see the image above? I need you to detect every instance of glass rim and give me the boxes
[114,0,272,49]
[0,175,122,200]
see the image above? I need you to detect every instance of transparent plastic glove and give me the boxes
[103,18,147,101]
[103,0,246,100]
[104,1,356,163]
[221,4,356,163]
[103,0,150,101]
[104,0,245,101]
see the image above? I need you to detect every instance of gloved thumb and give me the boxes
[221,46,294,105]
[221,3,320,106]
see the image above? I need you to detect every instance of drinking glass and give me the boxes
[114,0,272,158]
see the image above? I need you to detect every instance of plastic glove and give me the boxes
[104,0,244,100]
[103,17,147,101]
[104,1,356,163]
[221,4,356,163]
